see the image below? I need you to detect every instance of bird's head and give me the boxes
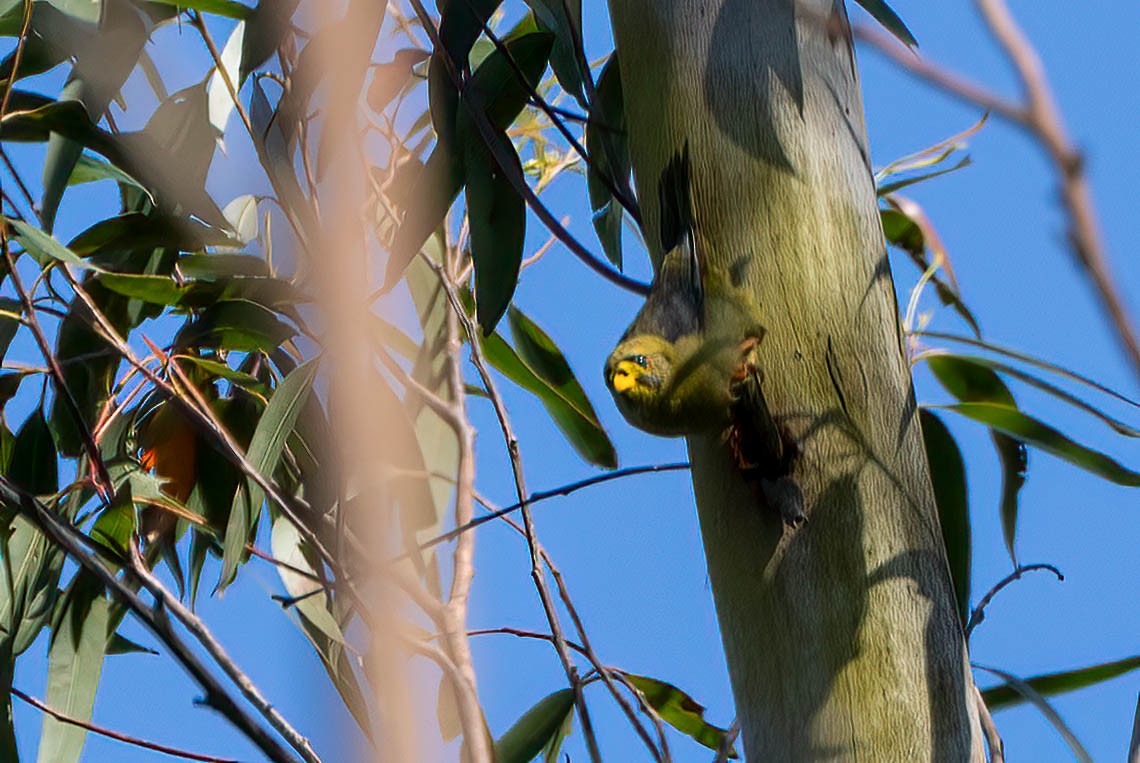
[604,335,677,423]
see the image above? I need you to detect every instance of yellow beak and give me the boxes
[610,360,641,394]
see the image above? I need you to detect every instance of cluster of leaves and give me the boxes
[875,120,1140,756]
[1,0,1136,761]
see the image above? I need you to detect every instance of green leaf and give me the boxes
[507,306,615,466]
[940,402,1140,487]
[623,673,737,756]
[854,0,917,48]
[460,31,552,135]
[982,655,1140,711]
[0,641,17,763]
[219,359,317,591]
[975,665,1092,763]
[0,297,20,362]
[438,0,502,68]
[493,689,575,763]
[96,273,188,305]
[927,354,1026,562]
[920,409,970,625]
[9,411,58,496]
[106,630,157,656]
[38,573,111,763]
[269,516,372,737]
[147,0,254,20]
[928,353,1140,439]
[239,0,301,80]
[68,212,232,257]
[0,515,65,655]
[877,156,970,197]
[6,218,90,269]
[482,330,617,468]
[465,130,525,333]
[523,0,585,105]
[179,253,270,279]
[66,154,146,192]
[175,299,295,353]
[586,54,630,269]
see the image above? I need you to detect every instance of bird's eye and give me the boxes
[633,354,648,368]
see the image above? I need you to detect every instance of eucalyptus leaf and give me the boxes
[920,409,970,625]
[493,689,575,763]
[219,359,317,591]
[623,673,737,755]
[982,654,1140,711]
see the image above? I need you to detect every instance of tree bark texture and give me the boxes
[605,1,984,759]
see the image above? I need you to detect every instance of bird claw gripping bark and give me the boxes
[725,337,807,527]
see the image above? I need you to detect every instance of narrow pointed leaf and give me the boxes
[493,689,575,763]
[623,673,737,755]
[465,130,524,333]
[586,55,630,268]
[854,0,917,47]
[941,402,1140,487]
[920,409,970,624]
[975,665,1092,763]
[219,359,317,590]
[982,655,1140,711]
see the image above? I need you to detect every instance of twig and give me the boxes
[856,11,1140,383]
[415,462,690,553]
[712,717,740,763]
[467,626,588,657]
[1,242,114,501]
[422,256,606,763]
[0,477,300,763]
[127,538,322,763]
[965,563,1064,641]
[403,0,649,297]
[436,239,493,763]
[974,685,1005,763]
[464,3,642,224]
[1128,691,1140,763]
[11,687,241,763]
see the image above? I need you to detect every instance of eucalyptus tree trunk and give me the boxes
[605,1,984,759]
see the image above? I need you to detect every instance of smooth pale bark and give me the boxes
[606,1,984,759]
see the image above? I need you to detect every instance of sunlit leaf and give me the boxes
[482,330,616,468]
[148,0,253,21]
[623,673,737,756]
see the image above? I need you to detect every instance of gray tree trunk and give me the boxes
[604,1,984,759]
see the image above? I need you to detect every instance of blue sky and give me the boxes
[5,1,1139,761]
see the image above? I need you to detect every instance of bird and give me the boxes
[603,144,745,436]
[604,143,806,525]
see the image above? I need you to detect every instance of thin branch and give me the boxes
[856,11,1140,383]
[127,538,323,763]
[1128,691,1140,763]
[712,717,740,763]
[965,563,1064,641]
[974,685,1005,763]
[415,462,690,553]
[464,3,642,225]
[11,687,241,763]
[0,242,114,501]
[404,0,649,297]
[421,256,606,763]
[0,477,300,763]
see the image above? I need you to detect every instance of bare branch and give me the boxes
[0,477,301,763]
[856,10,1140,383]
[966,563,1064,641]
[11,687,242,763]
[974,685,1005,763]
